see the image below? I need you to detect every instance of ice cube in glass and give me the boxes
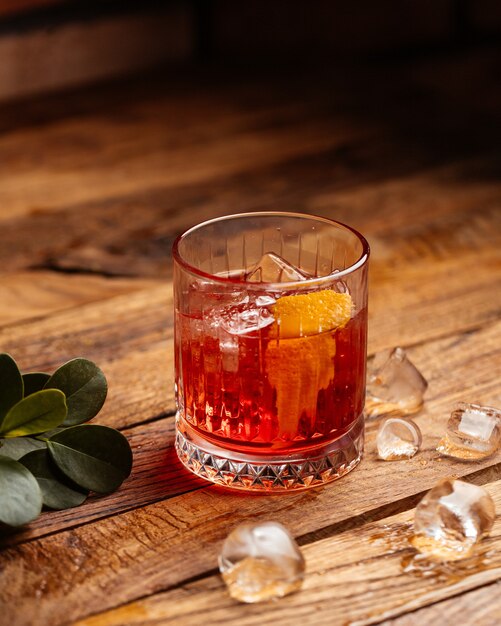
[245,252,310,282]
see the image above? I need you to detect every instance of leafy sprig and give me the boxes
[0,354,132,527]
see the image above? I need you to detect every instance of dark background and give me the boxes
[0,0,499,278]
[0,0,500,102]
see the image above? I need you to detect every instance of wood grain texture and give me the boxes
[1,317,500,549]
[0,320,500,624]
[0,416,205,549]
[0,151,499,279]
[0,5,193,102]
[0,96,364,225]
[0,49,500,626]
[74,480,501,626]
[379,581,501,625]
[0,256,499,436]
[0,271,158,327]
[0,286,174,430]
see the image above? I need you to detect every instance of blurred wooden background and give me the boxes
[0,0,500,101]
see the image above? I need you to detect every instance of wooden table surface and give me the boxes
[0,48,500,626]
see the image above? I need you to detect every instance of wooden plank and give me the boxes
[0,286,174,429]
[379,581,501,625]
[0,271,157,327]
[0,4,193,102]
[0,44,498,271]
[0,149,499,278]
[0,416,204,549]
[73,479,501,626]
[0,44,497,225]
[0,51,499,626]
[0,319,499,625]
[0,100,368,225]
[2,314,500,548]
[0,202,499,430]
[368,243,501,354]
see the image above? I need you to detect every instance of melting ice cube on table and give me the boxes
[437,402,501,460]
[218,521,305,603]
[245,252,310,282]
[366,347,428,418]
[376,418,422,460]
[411,479,496,561]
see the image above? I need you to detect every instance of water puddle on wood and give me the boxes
[368,522,501,584]
[401,549,498,583]
[368,522,414,550]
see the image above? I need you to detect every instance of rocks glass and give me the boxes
[173,212,369,491]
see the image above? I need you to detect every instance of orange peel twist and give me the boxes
[265,290,353,439]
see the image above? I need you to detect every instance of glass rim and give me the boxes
[172,211,370,288]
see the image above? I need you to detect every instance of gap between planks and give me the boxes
[1,406,501,622]
[1,318,500,551]
[74,479,501,626]
[1,155,499,279]
[0,249,499,434]
[376,580,501,626]
[65,463,501,626]
[0,270,160,328]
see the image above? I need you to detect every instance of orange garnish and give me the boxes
[271,290,352,338]
[265,290,352,438]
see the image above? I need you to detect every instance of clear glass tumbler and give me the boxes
[173,212,369,492]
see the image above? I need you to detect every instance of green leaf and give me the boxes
[0,353,23,420]
[20,450,88,510]
[48,424,132,493]
[0,456,42,526]
[22,372,51,397]
[0,437,46,460]
[44,358,107,426]
[0,389,67,438]
[34,427,66,441]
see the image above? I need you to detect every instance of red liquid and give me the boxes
[176,298,367,455]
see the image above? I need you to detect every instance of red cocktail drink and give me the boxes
[174,213,369,491]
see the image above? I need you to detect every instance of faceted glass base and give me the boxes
[175,413,364,492]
